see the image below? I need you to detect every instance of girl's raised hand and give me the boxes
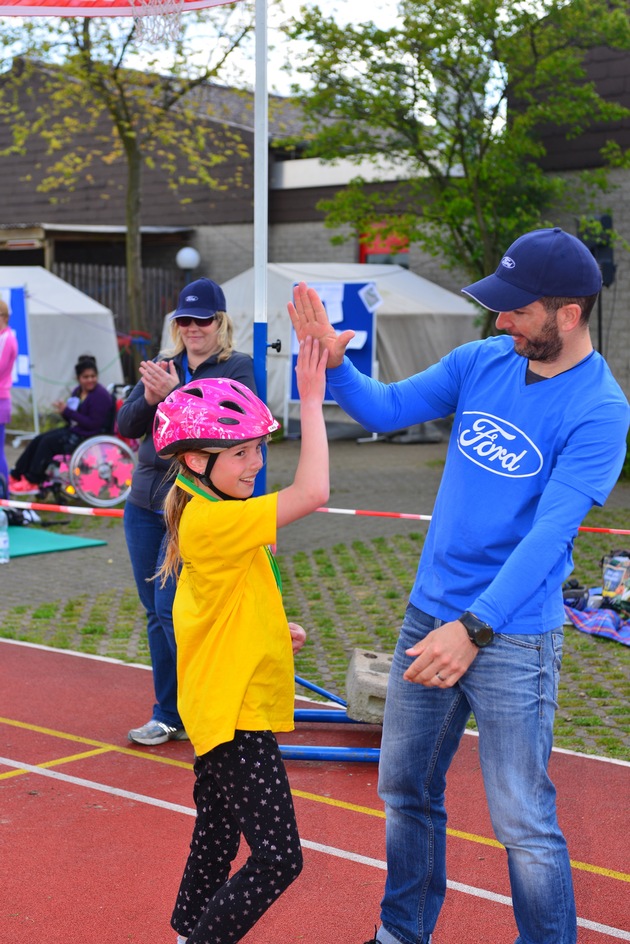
[295,336,328,405]
[288,282,354,369]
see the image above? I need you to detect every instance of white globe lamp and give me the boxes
[175,246,201,280]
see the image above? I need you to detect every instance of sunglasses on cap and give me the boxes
[174,315,216,327]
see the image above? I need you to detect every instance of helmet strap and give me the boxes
[183,452,242,502]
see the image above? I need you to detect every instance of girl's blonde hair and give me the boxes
[156,433,271,586]
[156,457,195,585]
[160,311,235,362]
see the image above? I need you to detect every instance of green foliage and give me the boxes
[0,7,257,335]
[618,429,630,481]
[286,0,630,336]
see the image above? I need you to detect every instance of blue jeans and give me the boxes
[123,501,181,728]
[376,603,575,944]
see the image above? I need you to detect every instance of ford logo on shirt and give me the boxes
[457,412,543,477]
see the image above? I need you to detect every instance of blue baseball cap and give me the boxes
[461,227,602,312]
[170,278,226,320]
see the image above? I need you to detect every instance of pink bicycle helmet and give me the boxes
[153,378,280,458]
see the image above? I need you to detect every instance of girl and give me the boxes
[153,336,329,944]
[119,277,256,747]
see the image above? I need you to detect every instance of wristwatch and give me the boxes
[458,611,494,648]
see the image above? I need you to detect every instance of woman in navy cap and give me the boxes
[118,278,257,746]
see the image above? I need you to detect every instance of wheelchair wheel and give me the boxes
[68,435,136,507]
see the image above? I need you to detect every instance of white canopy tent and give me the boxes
[1,266,124,420]
[217,263,481,422]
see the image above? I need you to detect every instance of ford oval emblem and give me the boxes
[457,412,543,477]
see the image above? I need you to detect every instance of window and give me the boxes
[359,224,409,268]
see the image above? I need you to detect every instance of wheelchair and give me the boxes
[44,434,137,508]
[42,384,138,509]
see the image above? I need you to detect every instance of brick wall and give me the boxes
[269,221,356,264]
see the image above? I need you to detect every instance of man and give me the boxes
[288,227,629,944]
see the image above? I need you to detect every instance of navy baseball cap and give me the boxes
[461,227,602,312]
[169,278,226,320]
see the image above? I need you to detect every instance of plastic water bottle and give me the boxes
[0,508,9,564]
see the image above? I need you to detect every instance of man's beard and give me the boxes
[512,313,563,363]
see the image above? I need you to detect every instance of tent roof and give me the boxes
[253,263,479,317]
[0,266,113,316]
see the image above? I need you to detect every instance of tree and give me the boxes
[287,0,630,334]
[0,5,256,344]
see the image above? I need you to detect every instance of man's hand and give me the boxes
[139,359,179,406]
[287,281,355,369]
[288,622,306,654]
[403,620,479,687]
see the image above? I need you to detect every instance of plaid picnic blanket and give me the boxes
[564,605,630,647]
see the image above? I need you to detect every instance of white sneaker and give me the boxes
[127,720,188,745]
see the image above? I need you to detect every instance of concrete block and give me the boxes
[345,648,393,724]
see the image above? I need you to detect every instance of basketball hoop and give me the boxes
[129,0,184,44]
[0,0,243,31]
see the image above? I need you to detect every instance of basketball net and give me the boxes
[130,0,184,43]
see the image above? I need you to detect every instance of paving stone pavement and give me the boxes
[4,431,630,608]
[1,435,449,608]
[6,431,630,602]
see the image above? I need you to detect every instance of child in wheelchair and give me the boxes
[10,357,136,506]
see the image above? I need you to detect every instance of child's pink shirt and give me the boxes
[0,327,18,399]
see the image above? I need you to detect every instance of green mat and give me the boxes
[7,526,107,558]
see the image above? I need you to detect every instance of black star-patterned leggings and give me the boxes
[171,730,303,943]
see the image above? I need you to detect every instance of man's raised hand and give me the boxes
[287,281,355,369]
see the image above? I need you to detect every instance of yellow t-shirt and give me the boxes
[173,476,295,757]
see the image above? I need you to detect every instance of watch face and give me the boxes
[461,612,494,647]
[474,625,494,646]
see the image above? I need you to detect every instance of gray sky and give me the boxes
[263,0,399,94]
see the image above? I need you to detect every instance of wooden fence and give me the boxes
[52,262,182,348]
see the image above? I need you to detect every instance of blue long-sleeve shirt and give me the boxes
[326,337,629,634]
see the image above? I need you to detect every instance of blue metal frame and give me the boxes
[279,675,381,763]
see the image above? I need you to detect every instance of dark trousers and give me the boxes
[172,730,303,943]
[12,427,80,484]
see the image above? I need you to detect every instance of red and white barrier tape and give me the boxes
[1,497,629,535]
[0,498,123,518]
[316,506,433,522]
[317,507,630,535]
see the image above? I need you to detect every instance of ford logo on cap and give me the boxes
[185,295,199,302]
[500,256,516,269]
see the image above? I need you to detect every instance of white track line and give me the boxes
[1,755,628,941]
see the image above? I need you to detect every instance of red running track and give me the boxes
[1,639,628,944]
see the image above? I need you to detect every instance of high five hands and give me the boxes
[287,281,355,369]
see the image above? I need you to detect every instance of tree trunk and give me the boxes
[125,144,146,378]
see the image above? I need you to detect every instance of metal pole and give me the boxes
[279,744,381,763]
[253,0,268,493]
